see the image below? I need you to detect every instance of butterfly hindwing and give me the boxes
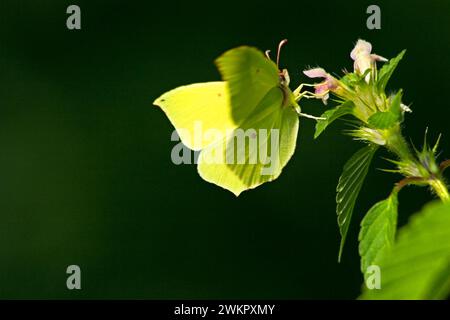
[198,86,299,195]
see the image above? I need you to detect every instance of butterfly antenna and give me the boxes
[276,39,288,68]
[265,50,272,60]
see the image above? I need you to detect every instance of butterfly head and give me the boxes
[279,68,290,87]
[265,39,290,86]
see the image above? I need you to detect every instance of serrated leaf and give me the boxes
[358,192,398,276]
[377,50,406,91]
[337,145,378,260]
[360,200,450,300]
[314,101,354,139]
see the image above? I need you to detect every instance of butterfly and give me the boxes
[154,40,304,196]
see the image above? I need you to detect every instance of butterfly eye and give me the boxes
[279,69,290,86]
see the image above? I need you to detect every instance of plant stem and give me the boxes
[429,179,450,202]
[385,125,415,163]
[384,125,450,202]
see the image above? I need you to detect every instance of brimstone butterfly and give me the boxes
[154,40,303,196]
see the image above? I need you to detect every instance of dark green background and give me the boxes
[0,0,449,299]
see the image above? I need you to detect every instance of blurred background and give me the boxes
[0,0,449,299]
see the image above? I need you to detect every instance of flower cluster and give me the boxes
[303,40,387,99]
[299,39,410,145]
[298,39,447,192]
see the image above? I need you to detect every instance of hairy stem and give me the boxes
[385,125,415,163]
[384,125,450,202]
[429,179,450,202]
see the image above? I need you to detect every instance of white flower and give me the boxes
[350,40,387,82]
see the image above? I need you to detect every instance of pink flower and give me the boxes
[303,67,339,104]
[350,40,387,82]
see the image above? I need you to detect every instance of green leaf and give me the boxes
[337,145,378,260]
[389,89,403,117]
[358,191,398,276]
[377,50,406,91]
[360,200,450,300]
[314,101,354,139]
[340,69,371,87]
[367,112,398,129]
[367,90,403,129]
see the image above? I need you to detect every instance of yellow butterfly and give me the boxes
[154,40,302,196]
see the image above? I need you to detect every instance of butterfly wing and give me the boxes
[198,86,299,196]
[154,46,280,151]
[215,46,280,122]
[153,82,237,151]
